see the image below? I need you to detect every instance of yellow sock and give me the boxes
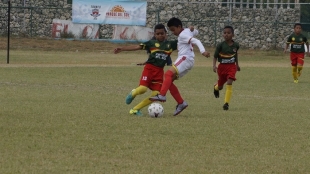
[224,85,232,104]
[292,66,298,80]
[132,85,148,98]
[133,90,159,110]
[214,84,219,91]
[297,66,303,77]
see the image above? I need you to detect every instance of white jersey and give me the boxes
[173,28,206,78]
[177,28,205,60]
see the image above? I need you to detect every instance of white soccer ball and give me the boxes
[148,103,164,118]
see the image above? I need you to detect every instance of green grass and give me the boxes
[1,48,310,173]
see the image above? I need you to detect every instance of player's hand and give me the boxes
[213,66,217,73]
[189,26,194,32]
[114,48,122,54]
[237,65,241,71]
[202,51,210,58]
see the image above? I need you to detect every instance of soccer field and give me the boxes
[1,39,310,173]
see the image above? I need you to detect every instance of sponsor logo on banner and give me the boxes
[72,0,147,25]
[106,5,130,19]
[90,5,101,20]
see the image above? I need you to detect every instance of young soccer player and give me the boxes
[114,24,178,116]
[213,26,240,111]
[137,26,194,66]
[284,23,310,83]
[149,17,210,116]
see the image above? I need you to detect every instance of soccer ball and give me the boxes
[148,103,164,118]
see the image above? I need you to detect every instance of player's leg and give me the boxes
[223,65,237,110]
[297,53,305,78]
[214,64,226,98]
[126,85,148,104]
[130,65,164,116]
[130,90,159,116]
[149,56,193,103]
[290,53,298,83]
[169,82,188,116]
[127,65,153,104]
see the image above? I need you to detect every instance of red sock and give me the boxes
[160,70,174,96]
[169,82,183,104]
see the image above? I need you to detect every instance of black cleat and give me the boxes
[214,86,219,98]
[223,103,229,110]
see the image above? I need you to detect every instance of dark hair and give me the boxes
[294,23,302,28]
[167,17,183,28]
[154,24,167,32]
[224,26,234,34]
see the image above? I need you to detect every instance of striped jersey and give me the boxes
[286,33,308,53]
[214,41,239,64]
[140,40,178,67]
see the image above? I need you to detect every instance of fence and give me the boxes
[1,0,310,49]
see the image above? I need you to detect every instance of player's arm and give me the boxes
[284,36,291,53]
[189,37,210,57]
[213,44,221,73]
[235,45,240,71]
[304,37,310,57]
[114,45,142,54]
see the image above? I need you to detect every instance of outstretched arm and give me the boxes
[189,38,210,57]
[114,45,142,54]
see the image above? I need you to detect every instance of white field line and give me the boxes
[238,94,310,101]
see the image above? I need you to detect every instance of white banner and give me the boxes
[112,25,153,41]
[52,19,99,39]
[72,0,147,25]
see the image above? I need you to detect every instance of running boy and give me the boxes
[150,17,210,116]
[114,24,178,116]
[213,26,240,111]
[284,23,310,83]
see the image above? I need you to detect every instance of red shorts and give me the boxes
[217,63,237,87]
[290,52,305,66]
[139,63,164,91]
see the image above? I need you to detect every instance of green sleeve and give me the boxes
[140,41,150,51]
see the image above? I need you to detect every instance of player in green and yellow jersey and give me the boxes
[114,24,178,116]
[213,26,240,110]
[284,23,310,83]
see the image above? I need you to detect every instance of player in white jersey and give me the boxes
[150,17,210,116]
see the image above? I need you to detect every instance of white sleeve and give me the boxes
[179,33,192,44]
[190,38,206,54]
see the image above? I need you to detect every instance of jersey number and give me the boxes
[142,76,147,81]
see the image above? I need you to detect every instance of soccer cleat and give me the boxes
[223,103,229,110]
[129,109,143,116]
[294,79,298,83]
[213,85,219,98]
[149,94,166,102]
[173,101,188,116]
[125,89,135,104]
